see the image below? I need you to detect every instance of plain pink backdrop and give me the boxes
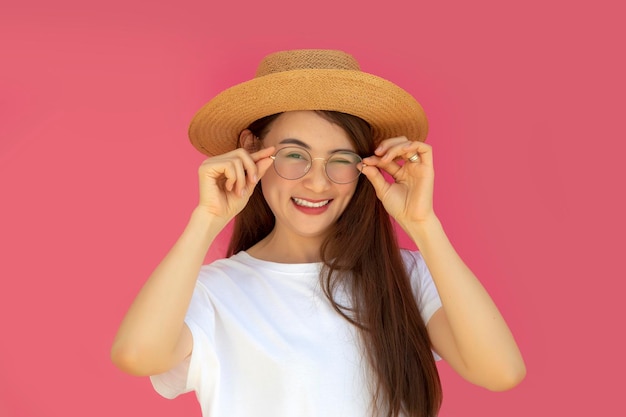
[1,0,623,416]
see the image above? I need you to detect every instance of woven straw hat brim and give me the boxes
[189,68,428,156]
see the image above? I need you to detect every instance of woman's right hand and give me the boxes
[197,146,276,220]
[111,146,276,377]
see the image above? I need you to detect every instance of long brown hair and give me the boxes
[228,111,442,417]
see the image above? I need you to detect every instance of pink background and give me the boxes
[1,0,624,416]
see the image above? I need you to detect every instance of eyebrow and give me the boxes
[278,138,357,154]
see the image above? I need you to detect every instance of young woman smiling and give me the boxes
[112,49,526,417]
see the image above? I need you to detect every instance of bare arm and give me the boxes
[111,145,275,376]
[110,209,226,376]
[408,217,526,391]
[362,138,526,391]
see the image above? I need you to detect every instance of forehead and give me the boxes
[263,111,355,151]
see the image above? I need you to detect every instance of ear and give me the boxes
[239,129,261,152]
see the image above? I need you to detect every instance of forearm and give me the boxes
[406,215,524,379]
[111,208,227,374]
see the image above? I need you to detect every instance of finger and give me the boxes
[377,139,419,163]
[236,146,274,184]
[400,142,422,163]
[363,154,402,178]
[360,164,391,200]
[256,156,275,180]
[403,141,433,166]
[381,140,432,165]
[239,153,261,185]
[229,146,275,186]
[374,136,411,156]
[252,146,277,178]
[222,162,239,192]
[250,146,276,162]
[220,155,248,193]
[232,159,248,196]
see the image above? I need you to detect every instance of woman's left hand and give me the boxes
[361,137,435,229]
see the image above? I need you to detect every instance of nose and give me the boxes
[302,158,331,191]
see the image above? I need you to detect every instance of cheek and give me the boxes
[346,182,359,199]
[260,166,281,191]
[260,172,287,206]
[337,184,359,208]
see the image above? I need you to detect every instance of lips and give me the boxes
[292,197,331,208]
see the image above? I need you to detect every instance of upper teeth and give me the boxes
[293,198,329,208]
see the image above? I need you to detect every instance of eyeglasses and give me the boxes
[269,147,363,184]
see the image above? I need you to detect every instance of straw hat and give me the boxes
[189,49,428,156]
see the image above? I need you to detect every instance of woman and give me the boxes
[111,49,526,417]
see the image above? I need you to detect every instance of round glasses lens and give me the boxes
[274,147,311,180]
[326,151,362,183]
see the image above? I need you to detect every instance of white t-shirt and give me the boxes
[150,250,442,417]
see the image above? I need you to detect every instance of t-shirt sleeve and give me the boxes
[403,250,442,325]
[402,250,443,361]
[150,276,218,399]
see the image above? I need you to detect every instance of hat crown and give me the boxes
[255,49,361,78]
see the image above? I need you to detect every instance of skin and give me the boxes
[111,110,526,391]
[245,111,360,263]
[362,136,526,390]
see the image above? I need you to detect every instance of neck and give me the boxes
[247,229,325,263]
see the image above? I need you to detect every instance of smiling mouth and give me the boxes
[292,198,331,208]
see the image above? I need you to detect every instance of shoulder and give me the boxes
[399,248,427,274]
[188,253,258,304]
[400,249,442,324]
[399,249,437,295]
[197,252,257,280]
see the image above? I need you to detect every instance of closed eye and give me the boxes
[285,152,307,159]
[329,152,360,165]
[328,158,353,164]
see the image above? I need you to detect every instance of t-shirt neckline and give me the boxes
[235,250,323,274]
